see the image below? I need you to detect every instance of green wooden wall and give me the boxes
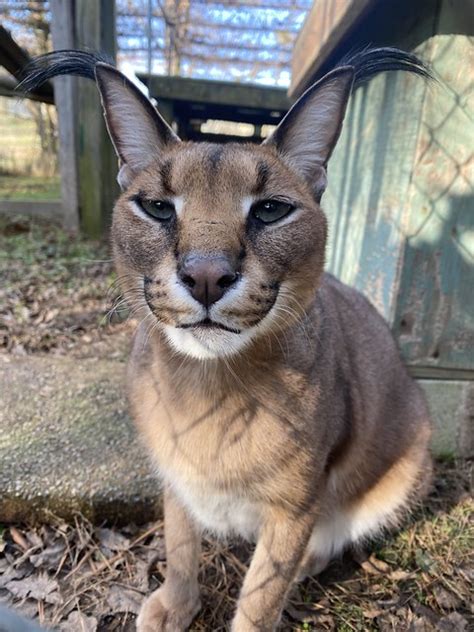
[324,1,474,378]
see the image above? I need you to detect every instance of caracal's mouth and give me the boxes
[177,318,242,335]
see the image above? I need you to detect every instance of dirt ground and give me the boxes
[0,218,472,631]
[0,216,134,361]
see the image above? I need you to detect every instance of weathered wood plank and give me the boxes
[140,74,290,111]
[75,0,119,237]
[0,25,54,103]
[50,0,80,233]
[419,380,474,458]
[290,0,374,97]
[317,0,474,373]
[394,15,474,371]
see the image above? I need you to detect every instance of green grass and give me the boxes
[0,217,107,277]
[0,174,61,201]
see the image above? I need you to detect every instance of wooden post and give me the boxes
[75,0,119,237]
[51,0,118,237]
[50,0,79,232]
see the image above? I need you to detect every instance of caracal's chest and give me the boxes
[162,468,262,539]
[132,374,291,538]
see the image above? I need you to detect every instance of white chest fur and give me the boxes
[161,469,262,540]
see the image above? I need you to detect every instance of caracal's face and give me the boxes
[112,142,327,360]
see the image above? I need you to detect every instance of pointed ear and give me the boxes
[263,67,354,200]
[94,64,180,188]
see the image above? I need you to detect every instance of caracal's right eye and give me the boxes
[135,198,176,221]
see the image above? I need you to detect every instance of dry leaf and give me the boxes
[433,586,461,611]
[436,612,468,631]
[0,566,29,589]
[25,530,43,549]
[389,569,414,581]
[363,608,384,619]
[30,542,66,571]
[376,612,404,632]
[96,528,131,553]
[9,527,29,552]
[408,615,436,631]
[132,559,150,593]
[106,584,143,615]
[5,574,62,604]
[0,588,13,608]
[59,610,98,632]
[360,554,391,575]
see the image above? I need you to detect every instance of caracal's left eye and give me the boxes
[251,199,295,224]
[138,199,176,221]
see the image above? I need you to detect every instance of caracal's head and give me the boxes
[105,62,353,359]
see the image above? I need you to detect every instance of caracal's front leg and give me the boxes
[232,509,314,632]
[137,487,201,632]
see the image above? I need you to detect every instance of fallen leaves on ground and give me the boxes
[0,217,135,360]
[0,461,471,631]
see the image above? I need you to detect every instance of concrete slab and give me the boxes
[0,354,161,524]
[420,379,474,459]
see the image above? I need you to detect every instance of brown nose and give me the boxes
[178,254,239,308]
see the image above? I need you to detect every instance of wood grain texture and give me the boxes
[290,0,374,97]
[306,0,474,373]
[75,0,119,237]
[50,0,80,232]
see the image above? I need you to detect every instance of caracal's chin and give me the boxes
[162,324,257,360]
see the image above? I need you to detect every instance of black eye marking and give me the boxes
[250,199,295,224]
[132,196,176,221]
[209,146,224,170]
[260,282,280,291]
[160,159,174,195]
[254,161,270,194]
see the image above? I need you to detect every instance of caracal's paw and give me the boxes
[136,589,201,632]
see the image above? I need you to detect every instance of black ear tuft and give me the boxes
[339,46,433,88]
[265,46,433,200]
[17,48,180,186]
[18,49,113,92]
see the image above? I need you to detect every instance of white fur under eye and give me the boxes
[174,196,184,217]
[241,196,254,217]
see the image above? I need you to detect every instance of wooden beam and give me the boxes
[139,74,291,112]
[0,25,54,103]
[177,101,285,127]
[0,74,55,103]
[184,131,264,144]
[50,0,118,236]
[290,0,374,96]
